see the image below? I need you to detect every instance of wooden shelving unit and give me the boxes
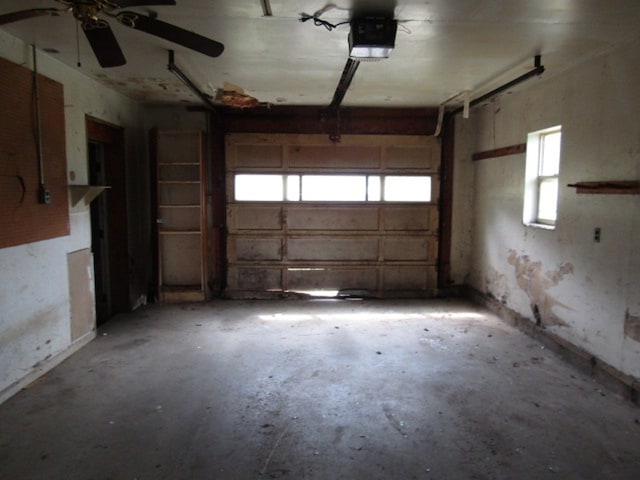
[154,131,207,302]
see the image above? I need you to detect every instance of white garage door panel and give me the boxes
[288,268,378,291]
[231,237,282,261]
[384,267,437,291]
[384,206,439,232]
[288,238,379,261]
[230,206,283,231]
[289,145,381,169]
[287,207,379,231]
[384,238,431,261]
[230,267,282,291]
[226,134,441,297]
[386,145,438,170]
[235,144,283,168]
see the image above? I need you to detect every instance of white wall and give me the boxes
[451,38,640,379]
[0,30,146,403]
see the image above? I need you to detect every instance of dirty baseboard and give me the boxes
[0,330,96,406]
[464,286,640,404]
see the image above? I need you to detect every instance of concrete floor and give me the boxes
[0,299,639,480]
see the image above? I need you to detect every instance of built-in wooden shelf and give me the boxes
[472,143,526,161]
[69,185,110,207]
[567,181,640,195]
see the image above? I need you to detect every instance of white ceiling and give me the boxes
[1,0,640,108]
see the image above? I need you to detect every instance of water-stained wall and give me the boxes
[0,30,147,403]
[451,38,640,379]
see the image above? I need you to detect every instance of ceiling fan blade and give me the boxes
[116,11,224,57]
[82,19,126,68]
[110,0,176,7]
[0,8,60,26]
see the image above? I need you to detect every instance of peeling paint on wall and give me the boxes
[624,310,640,342]
[507,250,574,327]
[485,267,509,304]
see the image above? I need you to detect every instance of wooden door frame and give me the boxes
[86,115,130,314]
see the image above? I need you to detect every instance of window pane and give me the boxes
[367,176,381,201]
[384,176,431,202]
[538,178,558,223]
[540,131,561,176]
[235,174,283,201]
[301,175,367,201]
[286,175,300,201]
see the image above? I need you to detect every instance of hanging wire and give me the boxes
[299,12,350,31]
[75,19,81,67]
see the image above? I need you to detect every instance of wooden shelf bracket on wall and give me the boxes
[567,181,640,195]
[472,143,526,161]
[69,185,110,207]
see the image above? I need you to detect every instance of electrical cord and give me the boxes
[299,13,349,31]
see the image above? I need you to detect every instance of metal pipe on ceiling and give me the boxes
[330,58,361,108]
[260,0,272,16]
[449,55,545,117]
[167,50,219,111]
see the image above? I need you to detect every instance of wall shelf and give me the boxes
[69,185,110,207]
[567,181,640,195]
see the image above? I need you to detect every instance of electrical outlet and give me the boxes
[594,227,601,243]
[38,186,51,205]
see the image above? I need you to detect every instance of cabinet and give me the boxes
[154,130,207,302]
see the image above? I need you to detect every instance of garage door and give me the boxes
[225,133,440,298]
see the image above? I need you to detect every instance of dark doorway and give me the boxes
[88,142,110,324]
[86,117,129,324]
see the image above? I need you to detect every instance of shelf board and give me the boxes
[158,162,200,166]
[568,181,640,195]
[159,204,201,208]
[158,180,200,184]
[159,230,201,235]
[69,185,110,207]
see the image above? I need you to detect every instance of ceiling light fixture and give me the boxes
[348,17,397,59]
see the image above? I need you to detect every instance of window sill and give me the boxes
[524,222,556,231]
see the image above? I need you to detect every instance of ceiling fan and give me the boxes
[0,0,224,67]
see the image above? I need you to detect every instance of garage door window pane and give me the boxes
[384,176,431,201]
[235,174,283,201]
[301,175,367,201]
[367,176,381,201]
[286,175,300,201]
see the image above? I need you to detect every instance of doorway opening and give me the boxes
[88,142,110,324]
[86,116,129,324]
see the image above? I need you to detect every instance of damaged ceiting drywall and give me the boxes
[507,250,574,327]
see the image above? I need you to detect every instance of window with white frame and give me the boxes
[523,126,562,228]
[234,174,432,203]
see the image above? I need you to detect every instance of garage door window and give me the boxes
[235,174,431,202]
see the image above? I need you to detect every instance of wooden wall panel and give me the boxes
[0,56,69,248]
[68,248,95,341]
